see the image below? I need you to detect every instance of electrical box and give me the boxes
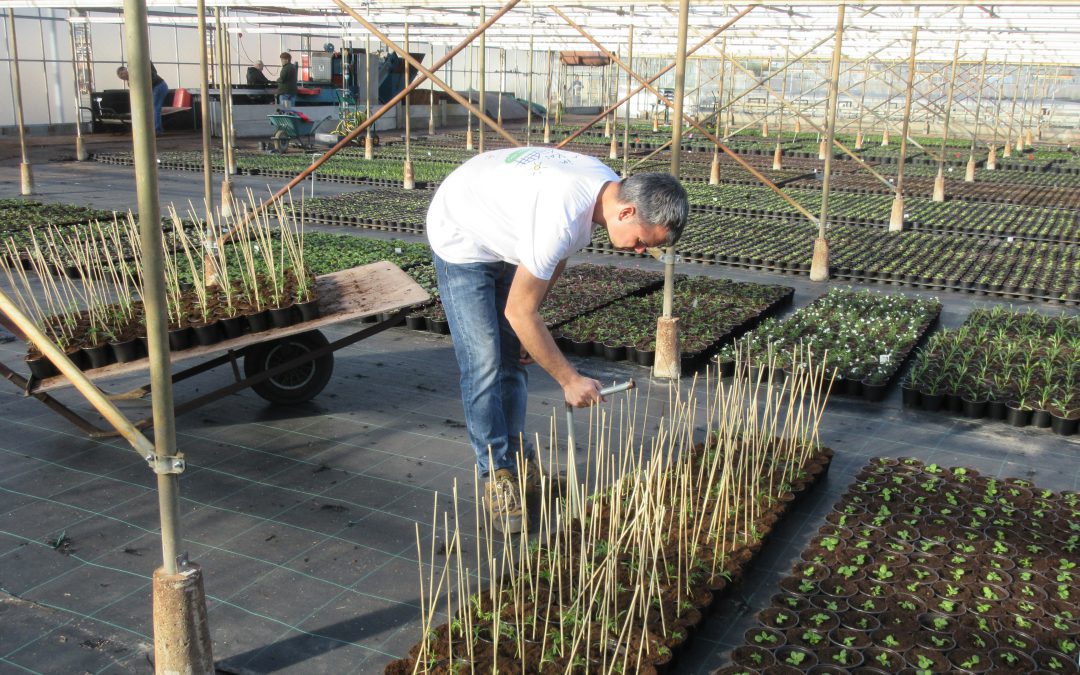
[309,55,332,82]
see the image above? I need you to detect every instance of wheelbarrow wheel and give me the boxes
[244,330,333,405]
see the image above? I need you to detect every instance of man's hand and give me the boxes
[564,374,603,408]
[519,346,534,366]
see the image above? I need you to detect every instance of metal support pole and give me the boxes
[856,61,868,149]
[67,16,88,162]
[987,59,1006,170]
[123,0,182,581]
[403,19,414,189]
[810,5,845,283]
[933,40,960,202]
[526,14,534,146]
[365,34,374,158]
[889,9,919,233]
[621,16,634,177]
[966,51,988,182]
[544,50,553,143]
[214,9,233,217]
[498,48,505,127]
[465,35,474,149]
[120,3,213,669]
[1005,59,1022,157]
[7,9,33,195]
[478,5,485,153]
[711,37,726,184]
[775,47,788,170]
[653,0,689,381]
[428,44,436,136]
[197,0,212,209]
[222,14,237,177]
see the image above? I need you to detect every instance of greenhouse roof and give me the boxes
[13,2,1080,65]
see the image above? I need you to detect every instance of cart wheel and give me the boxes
[275,137,289,153]
[244,330,333,405]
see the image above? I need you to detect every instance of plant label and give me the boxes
[1007,237,1015,243]
[879,354,891,364]
[395,247,403,254]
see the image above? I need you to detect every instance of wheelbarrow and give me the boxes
[266,110,333,153]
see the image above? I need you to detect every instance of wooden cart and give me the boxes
[0,262,429,438]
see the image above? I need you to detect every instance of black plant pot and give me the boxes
[1031,409,1052,428]
[168,326,193,352]
[246,310,271,334]
[1005,403,1032,427]
[426,317,450,335]
[901,383,920,408]
[26,354,58,380]
[405,314,426,331]
[269,306,296,329]
[220,316,245,340]
[961,397,988,419]
[946,392,964,414]
[81,343,113,369]
[570,339,591,357]
[862,380,889,403]
[844,377,863,398]
[296,299,320,322]
[987,399,1008,421]
[602,343,625,362]
[1050,414,1078,436]
[921,391,944,412]
[635,348,655,367]
[109,338,143,364]
[191,322,223,347]
[66,348,89,371]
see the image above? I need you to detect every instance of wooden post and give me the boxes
[403,19,415,189]
[477,6,485,153]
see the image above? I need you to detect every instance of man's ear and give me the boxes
[618,204,637,222]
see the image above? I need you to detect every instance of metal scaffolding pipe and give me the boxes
[966,51,989,182]
[7,9,34,195]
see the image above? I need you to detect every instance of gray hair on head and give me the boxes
[617,172,689,246]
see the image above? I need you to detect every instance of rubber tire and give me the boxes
[244,330,333,405]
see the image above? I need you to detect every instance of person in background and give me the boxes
[276,52,298,107]
[426,147,688,533]
[246,60,271,86]
[116,63,169,135]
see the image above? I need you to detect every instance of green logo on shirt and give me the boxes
[504,148,530,163]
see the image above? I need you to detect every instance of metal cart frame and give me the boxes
[0,263,429,439]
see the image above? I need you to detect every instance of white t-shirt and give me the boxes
[426,147,618,280]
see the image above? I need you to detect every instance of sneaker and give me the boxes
[484,468,524,533]
[522,455,563,499]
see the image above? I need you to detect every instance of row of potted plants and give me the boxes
[553,276,793,370]
[785,172,1080,211]
[588,212,1080,303]
[4,203,319,378]
[387,357,837,674]
[684,182,1080,244]
[716,288,942,402]
[720,457,1080,675]
[903,306,1080,435]
[402,263,666,336]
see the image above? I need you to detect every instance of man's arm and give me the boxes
[505,265,601,408]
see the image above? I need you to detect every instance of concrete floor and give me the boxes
[0,134,1077,674]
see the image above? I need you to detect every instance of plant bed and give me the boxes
[717,288,942,402]
[553,276,793,371]
[724,457,1080,674]
[389,362,837,674]
[904,306,1079,435]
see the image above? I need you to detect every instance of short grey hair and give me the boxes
[617,173,689,246]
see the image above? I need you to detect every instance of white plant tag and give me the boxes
[394,247,403,254]
[1007,236,1015,243]
[879,354,891,364]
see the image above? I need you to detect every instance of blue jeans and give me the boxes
[433,252,531,475]
[278,94,295,108]
[152,80,170,134]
